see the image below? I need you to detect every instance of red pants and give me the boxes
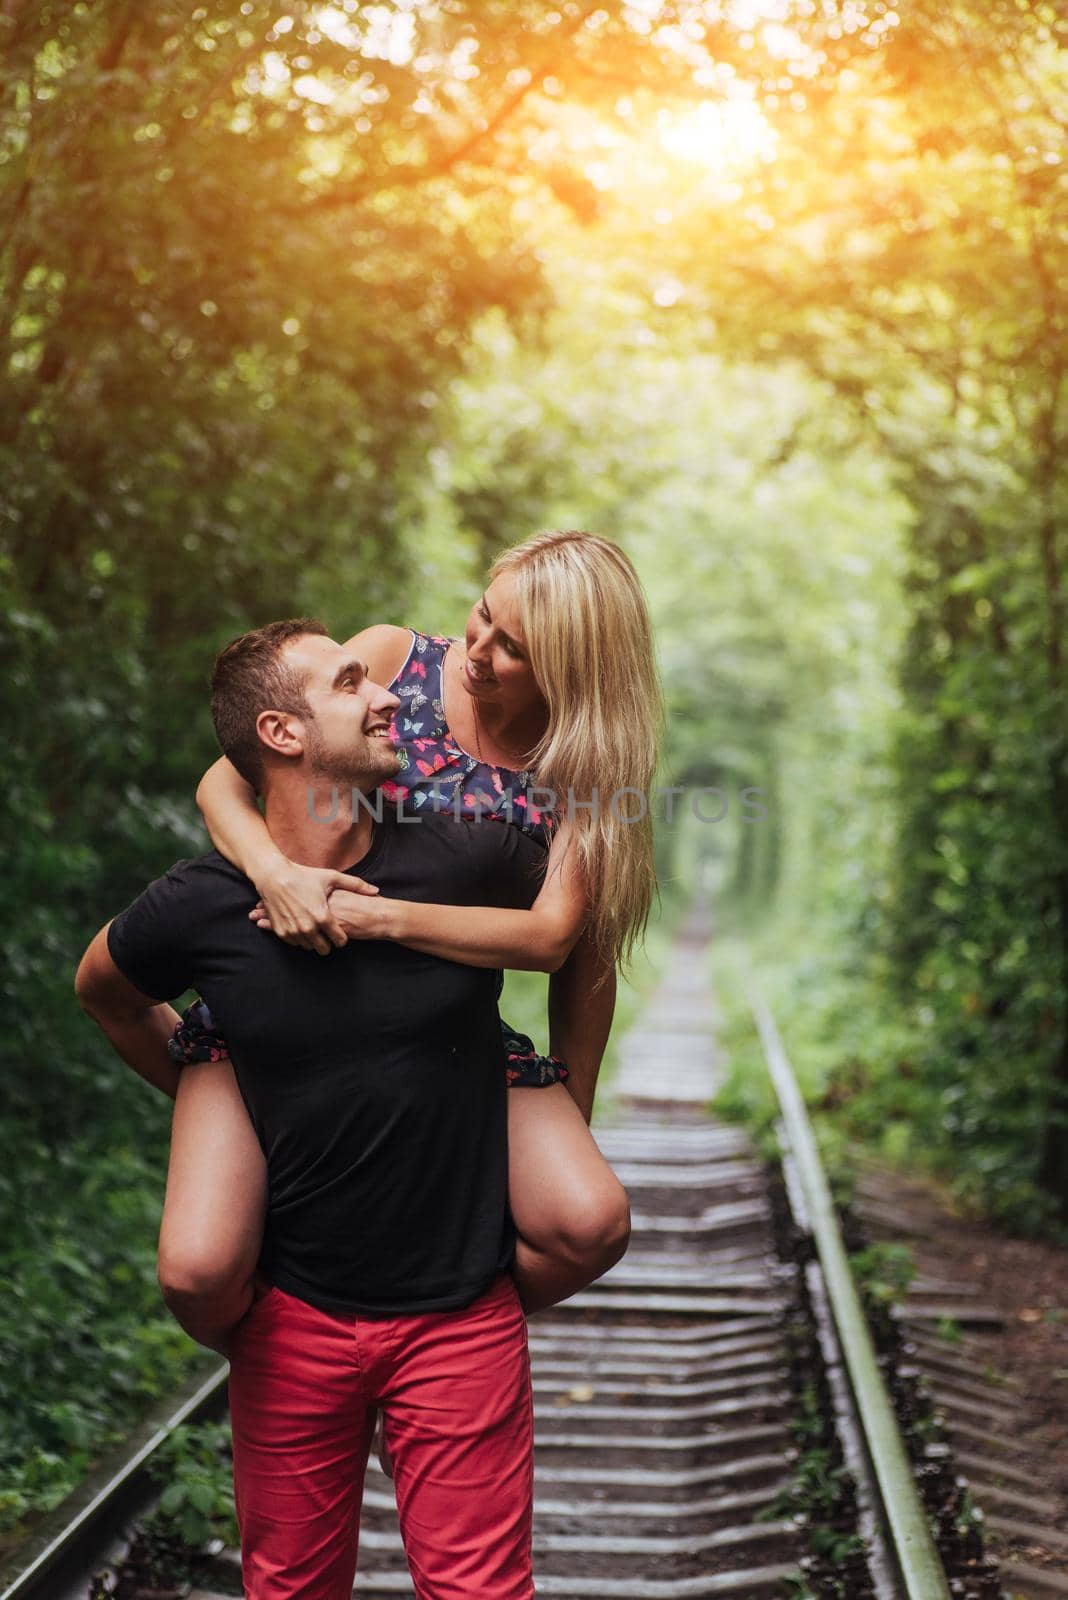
[227,1273,534,1600]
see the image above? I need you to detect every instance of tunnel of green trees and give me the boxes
[2,0,1066,1541]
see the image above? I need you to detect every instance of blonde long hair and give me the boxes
[490,530,663,969]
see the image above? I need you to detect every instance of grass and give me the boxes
[707,902,1065,1240]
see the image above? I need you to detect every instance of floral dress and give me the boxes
[383,630,551,841]
[168,630,568,1088]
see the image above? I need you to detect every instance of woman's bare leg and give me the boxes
[507,1083,630,1314]
[157,1061,267,1356]
[158,1067,623,1348]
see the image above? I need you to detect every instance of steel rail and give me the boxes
[749,984,952,1600]
[0,1359,229,1600]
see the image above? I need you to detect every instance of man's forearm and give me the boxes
[83,1002,183,1099]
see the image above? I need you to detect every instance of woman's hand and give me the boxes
[248,862,380,955]
[249,887,395,943]
[328,890,398,940]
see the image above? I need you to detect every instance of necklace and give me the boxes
[472,695,485,763]
[471,680,527,771]
[460,648,531,772]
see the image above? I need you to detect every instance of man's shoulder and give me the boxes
[136,850,255,903]
[191,849,253,881]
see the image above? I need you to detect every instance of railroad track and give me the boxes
[347,1109,804,1600]
[3,911,1064,1599]
[848,1161,1068,1599]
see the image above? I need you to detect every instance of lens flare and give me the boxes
[657,99,779,173]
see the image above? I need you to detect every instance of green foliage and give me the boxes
[769,1439,854,1524]
[0,1132,214,1534]
[144,1421,237,1551]
[772,1374,864,1580]
[687,1,1068,1217]
[5,0,1068,1550]
[0,1,683,1535]
[94,1422,241,1596]
[849,1242,916,1309]
[713,911,1068,1236]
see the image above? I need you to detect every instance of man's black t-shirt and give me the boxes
[106,806,547,1316]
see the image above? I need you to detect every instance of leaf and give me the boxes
[159,1483,186,1516]
[187,1480,217,1514]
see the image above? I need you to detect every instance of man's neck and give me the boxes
[263,777,378,872]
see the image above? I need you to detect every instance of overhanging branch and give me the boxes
[295,1,604,214]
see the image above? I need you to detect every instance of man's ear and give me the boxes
[255,709,304,761]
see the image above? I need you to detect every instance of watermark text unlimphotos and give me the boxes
[307,783,767,826]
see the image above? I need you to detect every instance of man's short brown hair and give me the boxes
[211,618,329,790]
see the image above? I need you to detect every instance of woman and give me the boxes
[159,530,661,1345]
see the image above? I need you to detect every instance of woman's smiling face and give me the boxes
[462,571,541,712]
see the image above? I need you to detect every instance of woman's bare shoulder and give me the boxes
[339,623,414,685]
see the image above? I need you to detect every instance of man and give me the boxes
[75,619,534,1600]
